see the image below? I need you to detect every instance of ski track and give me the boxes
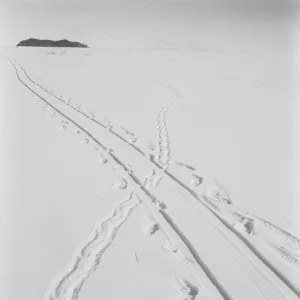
[4,57,300,300]
[12,60,151,158]
[9,56,300,298]
[6,58,227,300]
[15,59,174,171]
[162,168,300,298]
[233,259,269,300]
[9,58,229,299]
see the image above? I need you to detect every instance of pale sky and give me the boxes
[0,0,295,47]
[1,1,300,299]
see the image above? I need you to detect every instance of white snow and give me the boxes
[1,5,299,300]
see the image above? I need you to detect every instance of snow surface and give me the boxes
[0,9,300,300]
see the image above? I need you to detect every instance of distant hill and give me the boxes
[16,38,88,48]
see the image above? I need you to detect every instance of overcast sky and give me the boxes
[0,0,295,47]
[1,5,300,300]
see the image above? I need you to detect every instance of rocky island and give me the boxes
[16,38,88,48]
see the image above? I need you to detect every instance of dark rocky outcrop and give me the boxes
[16,38,88,48]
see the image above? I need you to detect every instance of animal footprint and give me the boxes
[112,177,128,190]
[96,154,108,165]
[162,240,178,253]
[93,146,108,164]
[204,180,232,204]
[234,218,256,235]
[145,169,162,189]
[142,215,159,235]
[50,111,57,118]
[40,103,48,111]
[77,133,90,144]
[147,143,155,151]
[127,135,137,143]
[169,277,198,300]
[59,120,69,130]
[162,241,193,264]
[76,104,82,112]
[190,174,204,187]
[89,112,96,119]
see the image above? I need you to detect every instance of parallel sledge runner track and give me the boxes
[3,56,300,300]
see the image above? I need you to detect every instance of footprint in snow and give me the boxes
[144,170,162,189]
[234,218,256,235]
[59,120,69,130]
[204,180,232,205]
[50,111,57,118]
[142,215,159,236]
[162,240,193,264]
[169,277,198,300]
[88,112,96,119]
[128,136,137,143]
[39,104,48,111]
[112,177,128,190]
[190,174,204,187]
[76,132,90,144]
[95,153,108,165]
[162,240,178,253]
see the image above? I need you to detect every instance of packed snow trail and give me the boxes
[8,57,300,298]
[5,57,226,300]
[12,60,149,157]
[4,57,300,300]
[11,57,300,297]
[155,101,172,169]
[45,192,140,300]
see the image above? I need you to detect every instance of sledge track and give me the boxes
[5,57,228,300]
[12,60,148,157]
[9,57,300,299]
[4,57,300,300]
